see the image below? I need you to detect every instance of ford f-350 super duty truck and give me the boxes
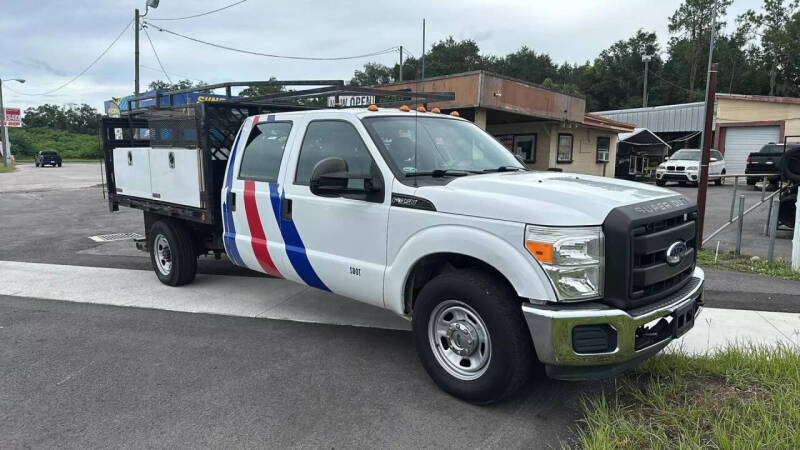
[102,94,703,404]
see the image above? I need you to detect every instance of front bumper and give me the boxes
[522,267,704,380]
[656,171,698,182]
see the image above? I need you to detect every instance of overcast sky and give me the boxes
[0,0,763,112]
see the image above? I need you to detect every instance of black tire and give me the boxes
[148,220,197,286]
[779,194,796,229]
[35,163,39,167]
[57,162,62,167]
[779,147,800,183]
[715,171,725,186]
[656,180,666,187]
[746,177,757,186]
[412,269,537,404]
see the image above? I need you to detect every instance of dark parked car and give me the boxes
[745,143,799,186]
[35,150,62,167]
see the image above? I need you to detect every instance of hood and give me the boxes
[416,171,683,226]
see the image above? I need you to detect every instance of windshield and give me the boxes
[670,150,701,161]
[363,116,524,178]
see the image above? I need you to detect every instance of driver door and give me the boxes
[280,116,390,307]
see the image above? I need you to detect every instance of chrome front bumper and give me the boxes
[522,267,704,380]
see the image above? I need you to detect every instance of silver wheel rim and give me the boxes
[428,300,491,381]
[154,234,173,276]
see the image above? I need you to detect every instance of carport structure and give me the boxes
[615,128,670,180]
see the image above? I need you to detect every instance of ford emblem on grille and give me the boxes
[665,240,688,266]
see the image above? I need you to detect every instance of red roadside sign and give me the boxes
[2,108,21,127]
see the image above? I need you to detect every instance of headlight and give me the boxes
[525,225,604,301]
[686,165,698,171]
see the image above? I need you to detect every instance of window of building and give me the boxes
[513,135,537,163]
[557,134,573,163]
[238,121,292,182]
[295,120,376,186]
[596,136,610,162]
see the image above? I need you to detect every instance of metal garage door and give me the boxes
[724,126,780,177]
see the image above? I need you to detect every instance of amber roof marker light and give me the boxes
[399,105,410,112]
[416,106,426,112]
[431,107,441,113]
[367,104,379,111]
[450,111,460,117]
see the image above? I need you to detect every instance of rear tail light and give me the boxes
[746,156,751,165]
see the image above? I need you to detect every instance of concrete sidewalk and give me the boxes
[1,261,797,355]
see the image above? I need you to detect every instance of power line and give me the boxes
[649,70,696,95]
[8,19,134,96]
[140,65,205,83]
[147,0,248,21]
[146,22,399,61]
[143,26,172,83]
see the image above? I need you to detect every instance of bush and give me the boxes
[8,127,100,159]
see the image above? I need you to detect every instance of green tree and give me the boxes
[147,79,208,92]
[668,0,733,92]
[349,63,396,87]
[22,103,101,134]
[738,0,800,95]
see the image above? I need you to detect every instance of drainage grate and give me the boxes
[89,232,145,242]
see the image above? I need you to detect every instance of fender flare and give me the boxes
[383,224,556,315]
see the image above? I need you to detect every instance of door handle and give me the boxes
[228,191,236,211]
[282,198,292,221]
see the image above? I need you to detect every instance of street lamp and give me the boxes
[642,55,652,108]
[0,78,26,167]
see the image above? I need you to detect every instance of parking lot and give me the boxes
[1,163,798,448]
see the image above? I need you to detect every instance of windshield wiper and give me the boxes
[482,165,527,173]
[405,169,479,178]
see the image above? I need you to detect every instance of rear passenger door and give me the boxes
[222,115,294,278]
[281,116,390,307]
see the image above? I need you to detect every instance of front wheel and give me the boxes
[412,269,538,404]
[656,179,666,187]
[148,220,197,286]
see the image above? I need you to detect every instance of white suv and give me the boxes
[656,149,726,186]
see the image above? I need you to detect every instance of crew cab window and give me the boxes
[295,120,375,186]
[238,122,292,182]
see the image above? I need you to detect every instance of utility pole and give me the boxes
[421,19,426,94]
[642,55,651,107]
[399,45,403,82]
[700,0,718,148]
[696,63,718,248]
[0,78,25,167]
[0,79,7,167]
[134,8,140,109]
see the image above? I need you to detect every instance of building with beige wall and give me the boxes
[379,71,633,177]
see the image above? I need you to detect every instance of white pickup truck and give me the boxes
[103,98,703,404]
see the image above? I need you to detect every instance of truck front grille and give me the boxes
[603,197,698,310]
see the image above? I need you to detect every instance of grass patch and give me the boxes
[570,345,800,449]
[0,162,16,173]
[697,249,800,281]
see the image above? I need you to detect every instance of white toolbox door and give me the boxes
[113,147,152,199]
[149,147,203,208]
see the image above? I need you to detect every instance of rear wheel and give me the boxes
[412,269,538,404]
[148,220,197,286]
[57,162,62,167]
[715,171,725,186]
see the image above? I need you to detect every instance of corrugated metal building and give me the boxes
[592,102,705,148]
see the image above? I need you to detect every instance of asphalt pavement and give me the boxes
[0,295,592,448]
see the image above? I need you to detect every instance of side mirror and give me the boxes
[309,157,382,199]
[664,156,670,161]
